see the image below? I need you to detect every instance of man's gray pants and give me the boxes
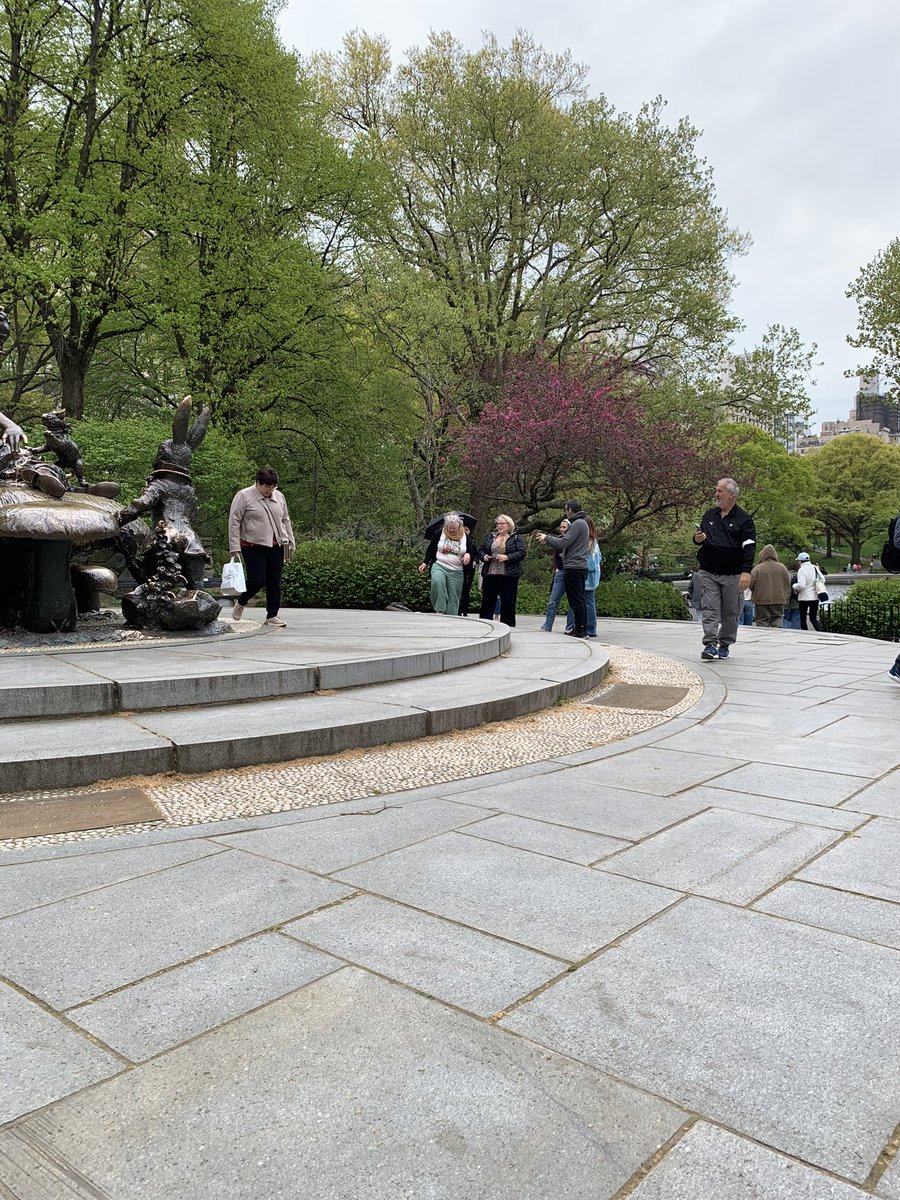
[698,569,741,648]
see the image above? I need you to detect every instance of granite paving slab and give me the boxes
[334,832,678,960]
[0,714,173,792]
[0,657,114,718]
[8,970,686,1200]
[806,713,900,747]
[629,1122,875,1199]
[699,762,870,806]
[456,774,711,840]
[600,808,841,903]
[459,813,629,864]
[557,747,738,796]
[0,850,351,1008]
[213,798,489,873]
[502,898,900,1181]
[0,840,223,918]
[654,727,900,778]
[0,982,121,1124]
[68,933,339,1060]
[285,894,563,1015]
[131,694,429,773]
[675,786,868,831]
[0,819,259,864]
[841,773,900,818]
[699,706,842,736]
[754,881,900,950]
[797,819,900,902]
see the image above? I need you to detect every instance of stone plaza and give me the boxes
[0,611,898,1199]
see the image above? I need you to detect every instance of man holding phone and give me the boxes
[693,478,756,661]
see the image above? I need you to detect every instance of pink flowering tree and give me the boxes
[457,351,719,537]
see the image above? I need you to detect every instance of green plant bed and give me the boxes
[595,576,692,621]
[819,577,900,641]
[282,540,431,611]
[516,575,690,621]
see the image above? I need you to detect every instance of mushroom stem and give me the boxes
[3,539,77,632]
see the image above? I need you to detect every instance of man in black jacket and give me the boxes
[536,500,590,637]
[693,478,756,661]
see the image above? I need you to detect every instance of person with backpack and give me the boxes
[793,552,826,631]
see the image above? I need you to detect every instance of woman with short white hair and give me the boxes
[419,513,471,613]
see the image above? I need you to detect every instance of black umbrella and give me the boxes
[424,512,477,540]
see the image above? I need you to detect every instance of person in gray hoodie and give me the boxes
[536,500,590,637]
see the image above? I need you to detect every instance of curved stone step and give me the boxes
[0,611,509,719]
[0,628,608,792]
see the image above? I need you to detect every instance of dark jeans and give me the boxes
[479,574,520,626]
[239,543,284,618]
[458,562,476,616]
[563,568,587,634]
[799,599,820,631]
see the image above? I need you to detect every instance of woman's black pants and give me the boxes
[239,544,284,618]
[799,599,820,631]
[479,575,520,626]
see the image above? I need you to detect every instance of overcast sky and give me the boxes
[278,0,900,425]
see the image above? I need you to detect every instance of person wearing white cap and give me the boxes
[792,551,826,630]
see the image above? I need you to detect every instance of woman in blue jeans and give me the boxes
[540,519,569,630]
[566,517,601,637]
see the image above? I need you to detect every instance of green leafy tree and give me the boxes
[0,0,198,416]
[316,31,745,517]
[713,324,818,443]
[714,423,816,550]
[847,239,900,399]
[806,434,900,563]
[73,415,255,563]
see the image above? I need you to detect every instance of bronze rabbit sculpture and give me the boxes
[117,396,211,588]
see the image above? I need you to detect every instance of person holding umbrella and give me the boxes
[419,512,472,614]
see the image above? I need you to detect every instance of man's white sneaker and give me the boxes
[264,616,287,627]
[231,602,245,621]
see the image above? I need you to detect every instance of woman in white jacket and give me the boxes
[793,552,825,630]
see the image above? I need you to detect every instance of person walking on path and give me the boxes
[478,514,527,626]
[888,512,900,683]
[419,513,471,614]
[750,545,791,627]
[693,477,756,661]
[536,500,591,638]
[566,516,601,637]
[793,551,826,631]
[783,559,802,628]
[540,519,570,631]
[228,467,296,627]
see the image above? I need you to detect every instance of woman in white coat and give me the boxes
[793,551,825,631]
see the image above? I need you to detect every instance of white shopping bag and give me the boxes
[220,558,246,596]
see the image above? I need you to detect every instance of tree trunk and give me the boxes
[56,341,88,419]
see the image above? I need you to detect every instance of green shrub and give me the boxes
[594,576,692,620]
[518,574,690,620]
[820,577,900,640]
[282,540,432,610]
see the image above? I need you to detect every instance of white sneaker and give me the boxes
[231,602,245,621]
[264,615,286,627]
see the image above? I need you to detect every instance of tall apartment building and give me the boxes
[797,375,900,453]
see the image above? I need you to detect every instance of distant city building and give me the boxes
[798,374,900,454]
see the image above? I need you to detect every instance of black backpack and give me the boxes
[881,516,900,573]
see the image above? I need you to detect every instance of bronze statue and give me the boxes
[34,410,86,486]
[117,396,211,588]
